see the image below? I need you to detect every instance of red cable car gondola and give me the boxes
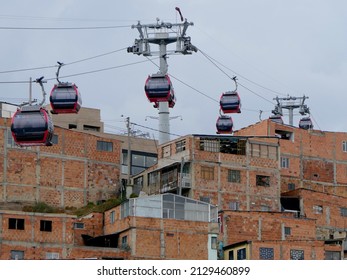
[299,117,313,130]
[50,62,82,114]
[216,115,233,134]
[11,105,54,147]
[50,83,82,114]
[220,90,241,114]
[144,74,175,103]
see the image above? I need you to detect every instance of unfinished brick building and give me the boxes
[1,112,347,260]
[131,119,347,259]
[0,117,122,208]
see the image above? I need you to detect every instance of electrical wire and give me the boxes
[0,47,127,75]
[131,121,182,137]
[0,59,150,84]
[0,25,130,30]
[198,48,276,105]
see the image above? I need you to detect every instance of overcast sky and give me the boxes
[1,0,347,141]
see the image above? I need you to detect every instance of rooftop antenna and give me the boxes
[128,8,197,145]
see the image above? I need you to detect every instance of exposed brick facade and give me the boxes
[0,117,121,208]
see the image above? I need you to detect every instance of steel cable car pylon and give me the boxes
[127,8,197,144]
[50,61,82,114]
[11,77,54,147]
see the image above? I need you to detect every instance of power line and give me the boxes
[198,48,278,105]
[0,47,127,74]
[0,25,130,30]
[131,121,182,137]
[0,59,150,84]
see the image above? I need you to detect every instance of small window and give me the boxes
[211,236,217,250]
[228,250,234,260]
[201,166,214,180]
[121,235,128,248]
[176,140,186,153]
[284,227,291,236]
[11,250,24,260]
[256,175,270,187]
[51,134,59,144]
[8,218,25,230]
[162,145,171,157]
[228,170,241,183]
[237,248,247,260]
[200,139,219,152]
[288,183,295,191]
[259,247,274,260]
[46,252,59,260]
[343,141,347,152]
[110,211,115,224]
[200,196,210,203]
[97,140,113,152]
[313,205,323,214]
[229,201,239,211]
[325,251,341,260]
[275,129,294,141]
[261,205,270,212]
[281,157,290,169]
[74,222,84,229]
[290,249,304,260]
[83,125,100,132]
[40,220,52,232]
[340,207,347,217]
[68,124,77,129]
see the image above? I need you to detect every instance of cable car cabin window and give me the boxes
[96,140,113,152]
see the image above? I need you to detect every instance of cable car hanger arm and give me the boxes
[35,76,47,106]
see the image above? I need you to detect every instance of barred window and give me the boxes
[228,170,241,183]
[290,249,304,260]
[259,247,274,260]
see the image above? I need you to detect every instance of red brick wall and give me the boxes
[0,121,122,208]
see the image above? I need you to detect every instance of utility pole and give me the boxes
[128,10,197,145]
[125,116,133,198]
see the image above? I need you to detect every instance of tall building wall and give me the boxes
[0,117,121,208]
